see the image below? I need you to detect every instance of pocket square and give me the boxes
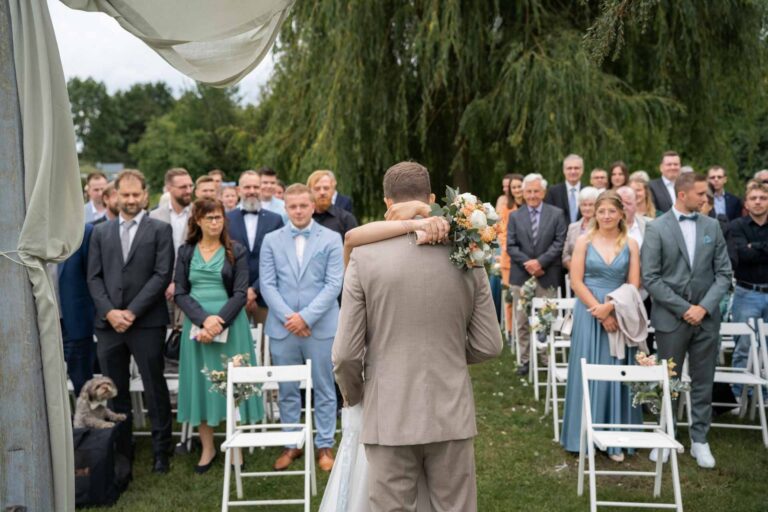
[703,235,713,244]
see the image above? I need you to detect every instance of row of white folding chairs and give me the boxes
[676,320,768,447]
[529,297,575,402]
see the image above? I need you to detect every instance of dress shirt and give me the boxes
[313,205,358,240]
[662,177,676,205]
[727,215,768,285]
[713,191,726,217]
[332,191,338,205]
[627,219,644,248]
[84,201,106,223]
[261,197,287,218]
[671,206,696,266]
[292,220,313,266]
[119,210,145,254]
[168,204,190,253]
[566,181,581,223]
[240,206,259,251]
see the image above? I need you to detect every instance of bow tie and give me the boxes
[291,227,311,238]
[242,209,259,215]
[678,213,698,222]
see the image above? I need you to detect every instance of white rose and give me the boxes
[483,202,499,221]
[470,209,487,229]
[470,248,486,263]
[459,192,478,205]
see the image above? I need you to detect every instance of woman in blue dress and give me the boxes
[560,191,642,462]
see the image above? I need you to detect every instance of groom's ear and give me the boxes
[384,197,394,210]
[429,193,435,204]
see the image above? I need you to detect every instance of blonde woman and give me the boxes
[629,175,658,218]
[559,191,642,462]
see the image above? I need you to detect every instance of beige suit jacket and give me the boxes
[333,236,503,446]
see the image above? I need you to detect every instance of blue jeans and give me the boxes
[63,336,95,396]
[730,285,768,398]
[270,334,337,448]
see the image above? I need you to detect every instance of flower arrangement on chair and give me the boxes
[202,353,262,406]
[627,352,690,415]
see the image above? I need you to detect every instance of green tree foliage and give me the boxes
[241,0,767,217]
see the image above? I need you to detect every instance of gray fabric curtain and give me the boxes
[61,0,295,87]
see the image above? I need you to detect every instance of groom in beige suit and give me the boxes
[333,161,503,512]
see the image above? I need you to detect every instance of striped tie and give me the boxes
[530,208,539,245]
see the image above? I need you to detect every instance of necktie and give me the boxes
[530,209,539,245]
[568,187,578,223]
[678,213,698,222]
[291,226,311,238]
[121,220,135,261]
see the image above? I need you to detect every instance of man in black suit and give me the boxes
[227,170,284,325]
[648,150,681,213]
[707,165,743,221]
[507,173,568,375]
[544,153,584,225]
[328,170,354,214]
[87,169,175,474]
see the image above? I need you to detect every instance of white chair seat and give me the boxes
[223,430,306,450]
[592,431,682,451]
[713,371,767,386]
[553,367,568,383]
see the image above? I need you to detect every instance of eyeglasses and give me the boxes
[202,215,224,223]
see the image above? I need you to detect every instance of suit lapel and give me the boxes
[124,215,149,266]
[282,228,301,279]
[665,212,691,270]
[691,216,707,270]
[253,210,273,254]
[519,207,534,248]
[230,210,249,250]
[299,224,322,280]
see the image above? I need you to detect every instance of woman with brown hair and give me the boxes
[609,161,629,189]
[559,191,643,462]
[629,175,658,218]
[174,198,263,474]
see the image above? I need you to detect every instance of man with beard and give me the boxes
[227,170,284,325]
[92,181,120,224]
[195,175,218,201]
[307,170,358,240]
[87,169,175,473]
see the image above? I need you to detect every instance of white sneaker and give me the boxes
[649,448,669,463]
[690,442,716,469]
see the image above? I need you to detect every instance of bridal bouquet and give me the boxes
[430,186,500,270]
[202,353,262,406]
[626,353,689,415]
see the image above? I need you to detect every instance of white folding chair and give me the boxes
[755,319,768,393]
[542,298,576,441]
[679,322,768,447]
[530,297,570,400]
[221,362,316,512]
[578,359,683,512]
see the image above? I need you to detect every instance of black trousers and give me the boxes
[96,326,172,457]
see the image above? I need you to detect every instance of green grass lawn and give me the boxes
[92,350,768,511]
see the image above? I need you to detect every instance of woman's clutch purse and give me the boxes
[190,325,229,343]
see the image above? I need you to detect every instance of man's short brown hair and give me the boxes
[383,161,431,202]
[660,150,680,163]
[307,170,334,189]
[746,180,768,196]
[208,169,225,178]
[164,167,190,185]
[115,169,146,190]
[674,172,707,195]
[284,183,315,202]
[86,171,107,184]
[195,175,215,186]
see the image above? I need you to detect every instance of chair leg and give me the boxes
[670,450,683,512]
[577,426,586,496]
[222,448,231,512]
[544,367,552,415]
[587,442,597,512]
[653,447,664,497]
[553,377,561,443]
[757,386,768,448]
[234,448,243,499]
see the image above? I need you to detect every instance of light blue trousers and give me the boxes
[269,333,337,448]
[730,285,768,398]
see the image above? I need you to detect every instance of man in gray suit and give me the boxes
[333,161,502,512]
[642,172,732,469]
[648,150,681,213]
[87,169,175,473]
[507,173,568,376]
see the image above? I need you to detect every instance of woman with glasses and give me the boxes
[174,198,263,474]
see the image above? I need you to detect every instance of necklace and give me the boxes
[199,242,221,252]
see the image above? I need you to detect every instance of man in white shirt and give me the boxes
[616,186,647,248]
[84,171,109,223]
[649,151,681,213]
[258,167,288,221]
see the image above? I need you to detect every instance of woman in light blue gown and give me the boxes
[560,191,643,462]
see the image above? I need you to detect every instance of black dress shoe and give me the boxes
[153,453,170,474]
[194,453,217,475]
[516,363,529,376]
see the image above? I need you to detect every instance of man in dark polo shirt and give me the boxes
[307,170,358,239]
[727,180,768,399]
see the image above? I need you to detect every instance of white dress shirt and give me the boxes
[627,218,644,248]
[662,176,676,205]
[292,220,313,266]
[119,209,146,253]
[671,206,696,266]
[240,206,259,251]
[168,204,190,253]
[84,200,106,223]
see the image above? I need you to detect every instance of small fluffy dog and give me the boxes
[73,376,127,429]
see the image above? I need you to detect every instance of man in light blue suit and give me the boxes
[260,183,344,473]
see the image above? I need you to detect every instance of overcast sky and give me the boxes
[48,0,275,104]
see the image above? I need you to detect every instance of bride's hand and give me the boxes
[385,200,431,220]
[412,217,450,245]
[589,303,614,321]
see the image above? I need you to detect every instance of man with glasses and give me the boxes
[706,166,743,221]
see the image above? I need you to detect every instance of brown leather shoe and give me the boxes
[273,448,303,471]
[317,448,335,472]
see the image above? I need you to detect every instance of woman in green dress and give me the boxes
[174,198,263,473]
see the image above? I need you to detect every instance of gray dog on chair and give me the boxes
[73,376,127,429]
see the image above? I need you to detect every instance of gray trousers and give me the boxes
[364,438,476,512]
[655,322,719,443]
